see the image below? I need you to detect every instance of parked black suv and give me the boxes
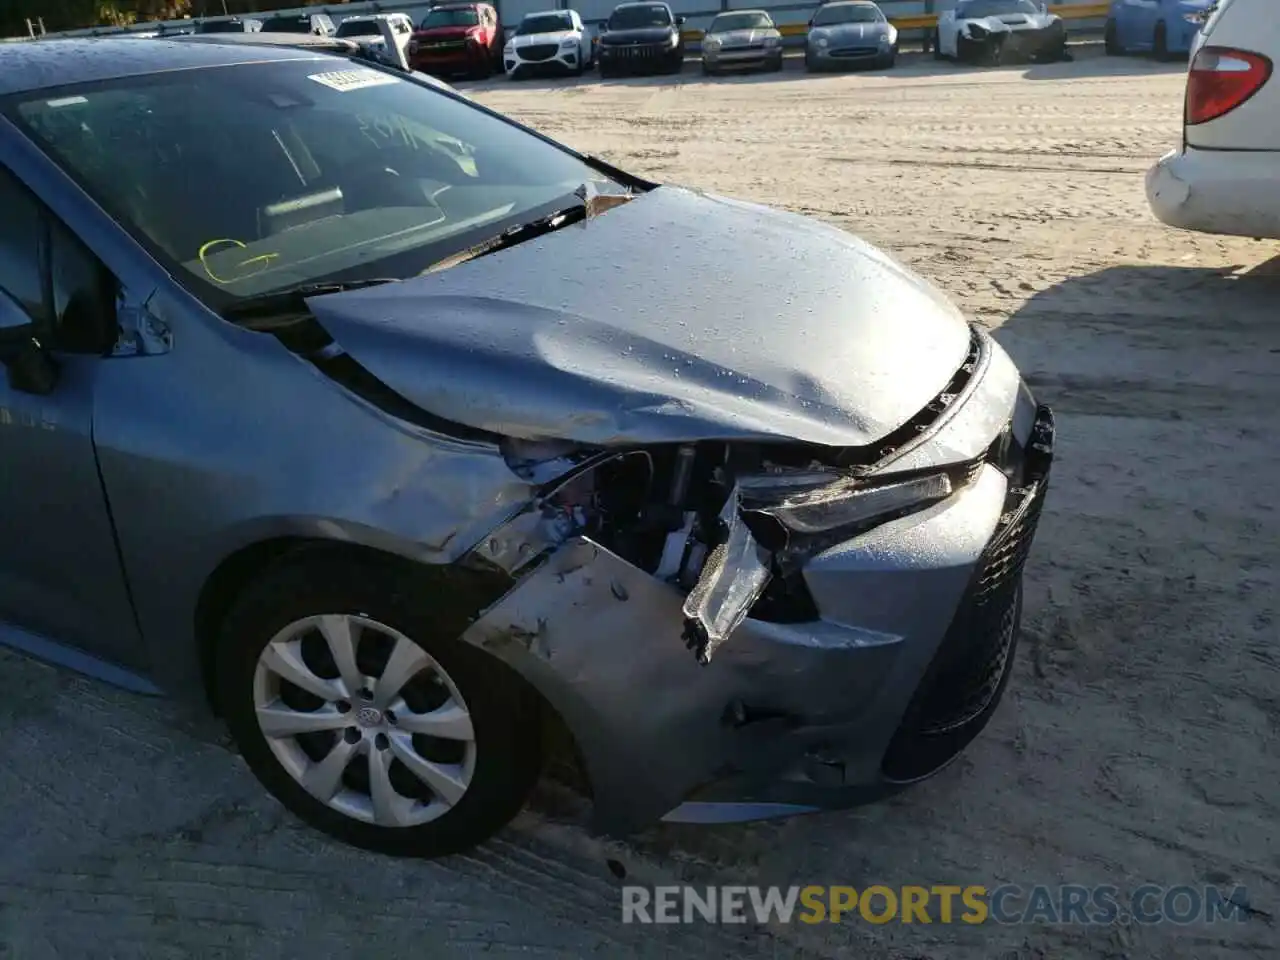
[597,1,685,76]
[260,13,336,36]
[194,18,262,34]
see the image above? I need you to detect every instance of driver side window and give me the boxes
[0,166,116,355]
[0,169,44,324]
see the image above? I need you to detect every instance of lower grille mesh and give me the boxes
[881,474,1048,783]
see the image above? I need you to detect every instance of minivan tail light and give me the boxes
[1185,46,1273,125]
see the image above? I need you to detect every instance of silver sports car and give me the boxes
[700,9,784,74]
[0,37,1053,858]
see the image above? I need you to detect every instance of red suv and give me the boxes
[408,3,503,79]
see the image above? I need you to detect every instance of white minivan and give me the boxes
[1146,0,1280,239]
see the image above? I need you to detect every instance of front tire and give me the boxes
[1104,19,1124,56]
[932,28,945,60]
[215,551,542,859]
[1153,21,1171,62]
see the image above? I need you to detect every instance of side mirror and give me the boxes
[0,288,58,396]
[675,15,685,25]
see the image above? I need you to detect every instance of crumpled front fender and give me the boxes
[461,537,746,831]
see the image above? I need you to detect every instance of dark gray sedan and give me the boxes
[805,0,899,70]
[0,37,1051,858]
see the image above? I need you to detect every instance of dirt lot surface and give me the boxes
[2,46,1277,960]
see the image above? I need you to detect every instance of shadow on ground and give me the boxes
[994,256,1280,406]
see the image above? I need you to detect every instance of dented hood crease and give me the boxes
[304,186,971,446]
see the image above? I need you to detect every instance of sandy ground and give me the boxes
[3,46,1278,960]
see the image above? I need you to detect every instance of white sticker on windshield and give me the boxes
[307,69,400,93]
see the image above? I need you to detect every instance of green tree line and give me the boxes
[1,0,346,36]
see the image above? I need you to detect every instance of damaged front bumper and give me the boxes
[460,338,1056,836]
[959,24,1067,63]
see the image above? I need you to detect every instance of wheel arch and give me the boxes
[193,536,594,796]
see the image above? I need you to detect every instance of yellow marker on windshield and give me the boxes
[198,239,279,285]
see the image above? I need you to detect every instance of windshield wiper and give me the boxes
[221,278,399,326]
[425,183,632,274]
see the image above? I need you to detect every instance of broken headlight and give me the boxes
[741,471,954,537]
[681,465,971,664]
[734,467,967,561]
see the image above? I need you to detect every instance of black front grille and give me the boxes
[881,405,1053,783]
[605,43,663,58]
[830,46,878,57]
[521,43,558,61]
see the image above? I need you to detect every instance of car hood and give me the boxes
[513,30,576,46]
[304,186,972,447]
[600,26,676,44]
[811,21,890,41]
[708,27,779,46]
[962,12,1057,30]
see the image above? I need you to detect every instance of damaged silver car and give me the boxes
[0,38,1054,857]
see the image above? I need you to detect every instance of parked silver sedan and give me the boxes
[700,9,784,74]
[0,37,1052,859]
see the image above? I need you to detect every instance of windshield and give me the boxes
[336,20,384,37]
[607,5,672,30]
[262,17,314,33]
[517,13,574,35]
[812,4,883,25]
[958,0,1039,17]
[420,8,480,28]
[11,61,623,307]
[709,12,773,32]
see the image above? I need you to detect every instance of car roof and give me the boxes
[614,1,671,7]
[174,34,368,51]
[713,8,771,14]
[523,9,573,16]
[0,37,342,98]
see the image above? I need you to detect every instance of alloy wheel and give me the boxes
[251,613,478,828]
